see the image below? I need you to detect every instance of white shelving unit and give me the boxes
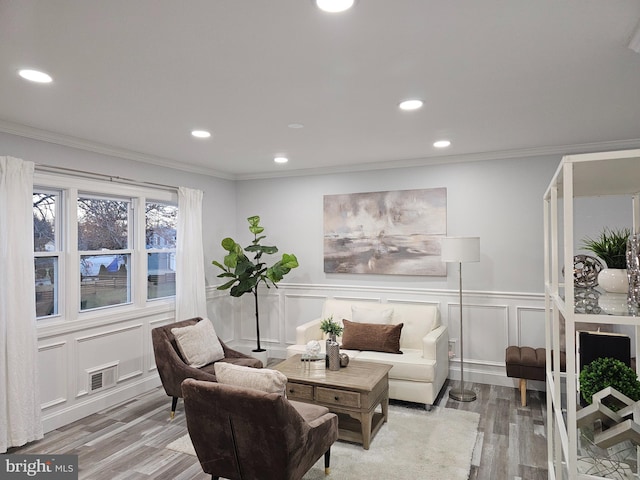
[544,149,640,479]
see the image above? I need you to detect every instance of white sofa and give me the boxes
[286,299,449,407]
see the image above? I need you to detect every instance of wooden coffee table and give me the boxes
[274,354,392,449]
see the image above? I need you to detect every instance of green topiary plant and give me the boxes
[581,227,631,269]
[579,357,640,410]
[320,315,343,340]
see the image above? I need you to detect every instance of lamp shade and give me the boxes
[440,236,480,263]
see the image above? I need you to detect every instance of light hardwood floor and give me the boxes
[9,372,547,479]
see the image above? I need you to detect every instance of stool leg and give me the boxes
[519,378,527,407]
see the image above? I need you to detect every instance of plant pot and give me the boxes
[251,349,268,368]
[598,268,628,294]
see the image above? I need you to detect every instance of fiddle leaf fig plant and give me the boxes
[212,216,299,352]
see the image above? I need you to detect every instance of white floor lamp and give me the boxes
[441,236,480,402]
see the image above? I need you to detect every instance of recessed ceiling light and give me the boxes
[288,123,304,129]
[191,130,211,138]
[399,99,423,111]
[315,0,355,13]
[18,69,52,83]
[434,140,451,148]
[274,156,289,164]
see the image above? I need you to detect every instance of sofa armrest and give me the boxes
[295,318,323,345]
[422,324,449,395]
[422,324,447,359]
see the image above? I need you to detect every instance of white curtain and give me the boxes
[0,156,43,452]
[175,187,207,320]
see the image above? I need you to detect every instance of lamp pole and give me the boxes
[449,261,476,402]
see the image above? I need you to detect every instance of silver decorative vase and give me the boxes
[327,341,340,371]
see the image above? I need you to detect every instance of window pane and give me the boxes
[147,252,176,299]
[80,254,131,310]
[78,197,129,250]
[33,192,57,252]
[146,203,177,249]
[35,257,57,317]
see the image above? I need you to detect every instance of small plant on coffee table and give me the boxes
[320,315,343,342]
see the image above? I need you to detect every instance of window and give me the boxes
[33,172,178,321]
[33,190,60,318]
[78,195,131,311]
[146,202,177,300]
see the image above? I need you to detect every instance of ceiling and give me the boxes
[2,0,640,179]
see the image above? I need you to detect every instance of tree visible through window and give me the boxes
[33,191,58,317]
[78,195,131,311]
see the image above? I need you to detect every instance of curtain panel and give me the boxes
[175,187,207,321]
[0,156,43,452]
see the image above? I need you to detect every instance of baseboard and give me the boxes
[41,376,162,433]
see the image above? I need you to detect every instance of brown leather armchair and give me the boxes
[151,317,263,418]
[182,378,339,480]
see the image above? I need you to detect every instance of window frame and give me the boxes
[34,171,178,327]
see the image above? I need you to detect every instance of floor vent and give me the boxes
[87,364,118,394]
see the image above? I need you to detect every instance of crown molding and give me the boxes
[2,119,639,182]
[0,119,235,180]
[235,138,640,180]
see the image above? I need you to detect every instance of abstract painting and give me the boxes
[323,187,447,275]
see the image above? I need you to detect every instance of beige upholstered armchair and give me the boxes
[182,378,339,480]
[151,317,263,418]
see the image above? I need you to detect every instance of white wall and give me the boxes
[233,155,559,293]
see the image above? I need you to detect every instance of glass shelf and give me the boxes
[564,288,640,317]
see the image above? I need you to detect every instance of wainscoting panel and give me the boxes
[38,340,68,410]
[75,323,144,397]
[217,284,546,388]
[516,306,546,347]
[283,294,327,344]
[447,303,509,364]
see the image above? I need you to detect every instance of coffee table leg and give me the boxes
[361,413,372,450]
[381,393,389,423]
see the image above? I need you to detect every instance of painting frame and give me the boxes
[323,187,447,275]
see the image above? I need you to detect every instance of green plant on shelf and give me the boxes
[579,357,640,411]
[581,227,631,269]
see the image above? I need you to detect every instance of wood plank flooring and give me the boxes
[9,372,547,479]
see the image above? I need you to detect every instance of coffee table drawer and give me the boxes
[286,382,314,401]
[316,386,361,408]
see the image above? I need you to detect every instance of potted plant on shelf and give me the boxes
[212,216,299,364]
[581,227,630,293]
[579,357,640,411]
[320,315,343,342]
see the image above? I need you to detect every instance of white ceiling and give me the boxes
[2,0,640,179]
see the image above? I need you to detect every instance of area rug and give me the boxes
[166,405,480,480]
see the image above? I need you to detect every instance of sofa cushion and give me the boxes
[341,319,404,354]
[171,318,224,368]
[356,349,436,382]
[214,362,288,395]
[351,306,393,325]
